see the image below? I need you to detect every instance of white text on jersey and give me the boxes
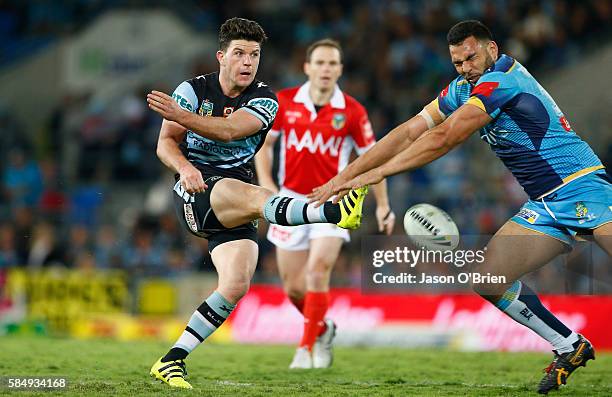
[286,129,343,156]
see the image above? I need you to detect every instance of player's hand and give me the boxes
[335,168,384,199]
[147,90,186,123]
[178,163,207,194]
[375,205,396,235]
[308,176,345,207]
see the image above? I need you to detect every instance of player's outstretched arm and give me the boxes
[254,132,279,193]
[156,119,208,194]
[309,100,442,205]
[147,90,262,142]
[337,104,491,192]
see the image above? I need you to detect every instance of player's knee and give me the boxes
[285,286,305,303]
[308,257,334,274]
[250,186,275,215]
[280,270,305,298]
[219,279,251,302]
[258,186,275,198]
[306,259,333,289]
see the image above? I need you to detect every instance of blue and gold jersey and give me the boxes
[435,54,604,199]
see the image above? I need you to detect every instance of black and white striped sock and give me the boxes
[162,291,235,362]
[262,195,340,225]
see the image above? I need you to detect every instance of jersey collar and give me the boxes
[484,54,515,75]
[293,82,346,121]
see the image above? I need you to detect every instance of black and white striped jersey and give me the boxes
[171,72,278,183]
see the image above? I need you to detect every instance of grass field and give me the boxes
[1,336,611,396]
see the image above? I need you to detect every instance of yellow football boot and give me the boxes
[150,357,192,389]
[336,186,368,230]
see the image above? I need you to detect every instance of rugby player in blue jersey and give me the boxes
[310,20,611,394]
[146,17,367,389]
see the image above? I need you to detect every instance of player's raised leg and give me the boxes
[472,221,595,394]
[150,239,257,388]
[209,177,368,230]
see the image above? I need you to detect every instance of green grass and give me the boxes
[1,336,611,396]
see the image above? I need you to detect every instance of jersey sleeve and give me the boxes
[350,101,376,155]
[171,81,198,113]
[436,78,462,118]
[268,92,286,137]
[240,88,279,131]
[466,72,518,118]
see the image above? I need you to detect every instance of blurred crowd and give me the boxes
[1,0,611,292]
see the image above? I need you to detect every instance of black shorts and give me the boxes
[172,175,258,252]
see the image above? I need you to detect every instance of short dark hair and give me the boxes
[447,20,493,45]
[219,17,267,51]
[306,38,343,63]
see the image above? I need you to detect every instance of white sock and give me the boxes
[496,281,578,353]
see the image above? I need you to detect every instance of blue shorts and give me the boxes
[511,171,612,245]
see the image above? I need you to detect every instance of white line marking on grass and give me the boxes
[216,380,253,387]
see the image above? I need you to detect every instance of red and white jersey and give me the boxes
[271,82,376,195]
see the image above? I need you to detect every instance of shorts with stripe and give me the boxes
[172,175,257,252]
[511,171,612,245]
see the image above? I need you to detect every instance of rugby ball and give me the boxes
[403,203,459,251]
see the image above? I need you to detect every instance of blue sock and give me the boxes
[263,195,340,225]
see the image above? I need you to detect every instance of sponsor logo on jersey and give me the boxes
[471,81,500,98]
[480,128,498,145]
[361,118,374,139]
[286,129,343,156]
[286,110,302,124]
[480,126,509,146]
[332,113,346,130]
[248,97,279,118]
[189,138,250,157]
[184,203,199,233]
[440,84,450,98]
[199,100,213,116]
[172,93,194,112]
[516,207,539,224]
[223,106,234,117]
[559,115,572,132]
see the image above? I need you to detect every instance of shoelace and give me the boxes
[176,360,187,377]
[163,360,187,378]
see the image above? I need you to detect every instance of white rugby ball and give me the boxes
[404,203,460,251]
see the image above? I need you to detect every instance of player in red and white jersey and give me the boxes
[255,39,395,369]
[270,78,376,195]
